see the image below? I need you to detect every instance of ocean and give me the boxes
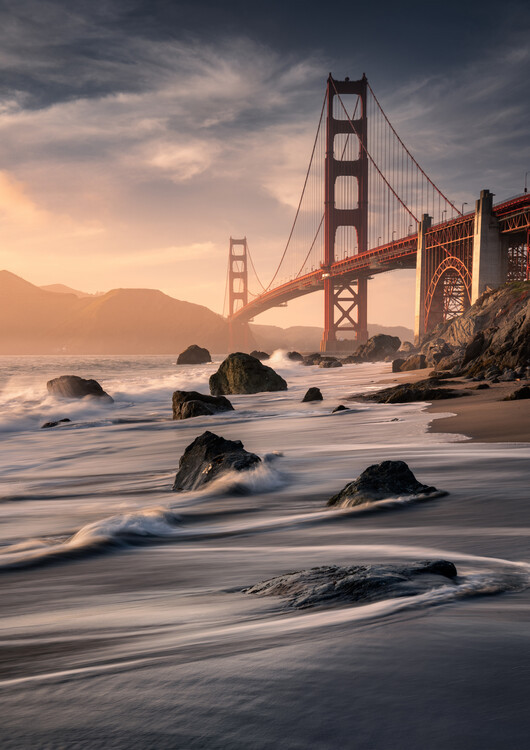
[0,352,529,749]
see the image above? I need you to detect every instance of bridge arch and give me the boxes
[424,256,471,331]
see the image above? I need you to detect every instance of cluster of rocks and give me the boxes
[302,353,342,368]
[394,282,530,380]
[344,334,401,364]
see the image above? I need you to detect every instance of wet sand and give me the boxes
[381,368,530,443]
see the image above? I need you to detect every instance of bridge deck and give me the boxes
[229,194,530,325]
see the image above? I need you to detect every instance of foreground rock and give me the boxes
[249,350,270,361]
[327,460,444,508]
[397,353,427,372]
[176,344,211,365]
[41,418,71,429]
[47,375,113,402]
[302,387,323,402]
[172,431,261,491]
[209,353,287,395]
[503,385,530,401]
[352,378,462,404]
[245,559,457,609]
[172,390,234,420]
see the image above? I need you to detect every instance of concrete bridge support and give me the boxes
[413,214,432,345]
[471,189,503,303]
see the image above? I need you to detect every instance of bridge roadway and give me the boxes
[230,193,530,325]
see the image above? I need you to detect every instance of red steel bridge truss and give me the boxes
[225,75,530,350]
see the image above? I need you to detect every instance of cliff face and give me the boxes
[421,281,530,376]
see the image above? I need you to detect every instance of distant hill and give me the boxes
[251,322,414,352]
[0,270,413,354]
[39,283,103,298]
[0,271,229,354]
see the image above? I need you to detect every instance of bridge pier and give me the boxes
[471,189,503,303]
[414,214,432,345]
[320,277,368,353]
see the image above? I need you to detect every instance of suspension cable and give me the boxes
[331,80,419,223]
[366,81,462,216]
[264,90,327,291]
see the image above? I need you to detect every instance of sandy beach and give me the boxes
[381,368,530,443]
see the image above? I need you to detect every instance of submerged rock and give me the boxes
[47,375,113,402]
[176,345,211,365]
[249,350,270,361]
[332,405,348,413]
[41,418,71,429]
[172,390,234,420]
[209,353,287,395]
[245,559,457,609]
[172,430,261,491]
[302,387,323,402]
[353,378,462,404]
[327,460,443,508]
[287,351,303,362]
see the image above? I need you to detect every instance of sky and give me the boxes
[0,0,529,330]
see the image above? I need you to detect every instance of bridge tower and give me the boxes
[228,237,250,351]
[320,74,369,353]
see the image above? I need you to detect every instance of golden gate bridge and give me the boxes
[224,74,530,351]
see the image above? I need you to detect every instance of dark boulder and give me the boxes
[47,375,113,402]
[245,559,457,609]
[287,351,303,362]
[172,390,234,420]
[355,334,401,362]
[176,345,212,365]
[503,385,530,401]
[172,431,261,491]
[41,418,71,429]
[332,405,348,413]
[209,353,287,395]
[327,460,444,508]
[303,352,323,366]
[473,383,491,390]
[319,358,342,368]
[398,341,416,354]
[342,353,362,364]
[302,387,323,402]
[250,350,270,361]
[392,358,405,373]
[399,354,427,371]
